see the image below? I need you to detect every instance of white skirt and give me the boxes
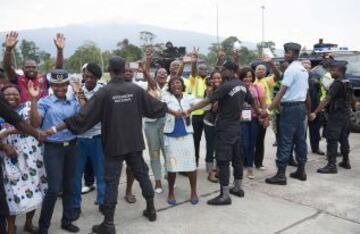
[164,134,196,172]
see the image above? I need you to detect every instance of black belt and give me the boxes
[281,101,305,107]
[45,139,77,147]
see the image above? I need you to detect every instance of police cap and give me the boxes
[48,69,69,84]
[284,42,302,52]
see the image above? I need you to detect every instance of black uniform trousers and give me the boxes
[308,112,323,152]
[192,115,204,164]
[0,167,9,234]
[215,129,243,187]
[102,151,154,223]
[325,114,350,163]
[84,159,95,187]
[255,126,267,168]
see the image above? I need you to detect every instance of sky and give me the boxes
[0,0,359,51]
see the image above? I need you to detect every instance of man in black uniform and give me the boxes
[310,61,353,173]
[0,94,47,233]
[48,57,168,234]
[186,61,253,205]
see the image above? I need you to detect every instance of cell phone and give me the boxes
[129,62,139,70]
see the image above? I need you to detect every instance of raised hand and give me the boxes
[191,47,199,64]
[145,46,154,59]
[5,31,19,50]
[260,54,272,63]
[232,49,240,61]
[27,80,40,98]
[54,33,65,50]
[71,81,81,93]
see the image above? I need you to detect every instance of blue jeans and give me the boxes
[144,118,166,181]
[276,104,307,169]
[240,119,259,168]
[73,136,105,208]
[39,142,78,233]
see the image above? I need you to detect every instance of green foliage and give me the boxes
[112,39,142,62]
[38,51,53,73]
[20,39,40,63]
[256,41,276,55]
[64,41,103,73]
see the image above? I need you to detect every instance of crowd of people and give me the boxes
[0,31,359,234]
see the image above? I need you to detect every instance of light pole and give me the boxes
[261,5,265,53]
[216,3,220,49]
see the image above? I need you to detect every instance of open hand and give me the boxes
[216,48,225,61]
[27,80,40,98]
[145,46,154,58]
[232,49,240,61]
[54,33,65,50]
[260,54,272,63]
[191,47,199,63]
[5,31,19,50]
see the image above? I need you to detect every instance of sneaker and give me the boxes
[259,166,266,171]
[155,187,163,194]
[81,185,95,194]
[246,169,255,179]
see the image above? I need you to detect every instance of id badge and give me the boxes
[241,110,252,122]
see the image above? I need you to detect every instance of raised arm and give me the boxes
[232,49,240,67]
[142,47,157,90]
[190,47,199,77]
[214,48,225,72]
[54,33,65,69]
[261,55,281,82]
[28,81,43,128]
[3,31,19,82]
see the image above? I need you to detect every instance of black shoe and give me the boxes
[338,161,351,169]
[313,149,325,156]
[92,222,116,234]
[61,223,79,233]
[143,207,157,222]
[290,170,307,181]
[72,208,81,221]
[207,195,232,206]
[229,187,245,197]
[265,169,287,185]
[317,164,337,174]
[288,159,298,167]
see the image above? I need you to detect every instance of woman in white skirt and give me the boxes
[163,77,199,206]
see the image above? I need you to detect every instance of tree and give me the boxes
[64,41,103,73]
[113,39,142,62]
[19,39,40,63]
[256,41,276,55]
[38,51,53,73]
[238,47,258,66]
[208,36,242,61]
[140,31,156,47]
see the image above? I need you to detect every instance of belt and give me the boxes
[45,139,77,147]
[281,101,305,107]
[78,134,101,140]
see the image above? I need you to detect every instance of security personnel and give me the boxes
[185,61,253,206]
[48,57,168,234]
[310,61,353,173]
[261,42,309,185]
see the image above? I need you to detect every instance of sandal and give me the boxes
[124,194,137,204]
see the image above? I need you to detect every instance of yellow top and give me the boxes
[254,75,275,106]
[188,75,206,115]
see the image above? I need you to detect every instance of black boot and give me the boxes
[230,179,245,197]
[265,168,287,185]
[92,222,116,234]
[288,156,298,167]
[318,154,337,174]
[290,164,307,181]
[207,186,232,206]
[143,199,156,222]
[338,154,351,169]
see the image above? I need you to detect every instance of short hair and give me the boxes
[167,76,185,94]
[108,56,125,75]
[86,62,102,79]
[255,64,267,72]
[239,67,256,82]
[1,83,21,93]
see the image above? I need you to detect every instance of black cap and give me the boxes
[48,69,69,84]
[222,60,239,72]
[86,62,102,79]
[329,60,348,69]
[108,56,125,73]
[284,42,302,52]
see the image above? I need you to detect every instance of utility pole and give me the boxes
[216,3,220,49]
[261,5,265,53]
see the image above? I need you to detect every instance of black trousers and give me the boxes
[0,215,6,234]
[84,159,95,187]
[325,114,350,163]
[215,130,243,187]
[309,113,323,152]
[255,126,267,168]
[102,151,154,223]
[0,166,8,234]
[192,115,204,164]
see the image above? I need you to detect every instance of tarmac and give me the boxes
[15,130,360,234]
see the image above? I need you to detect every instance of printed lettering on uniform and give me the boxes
[112,94,134,103]
[228,85,246,97]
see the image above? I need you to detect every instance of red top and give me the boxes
[17,75,48,103]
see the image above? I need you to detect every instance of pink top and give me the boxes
[17,75,48,103]
[243,84,264,118]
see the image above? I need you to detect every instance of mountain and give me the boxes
[0,23,258,58]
